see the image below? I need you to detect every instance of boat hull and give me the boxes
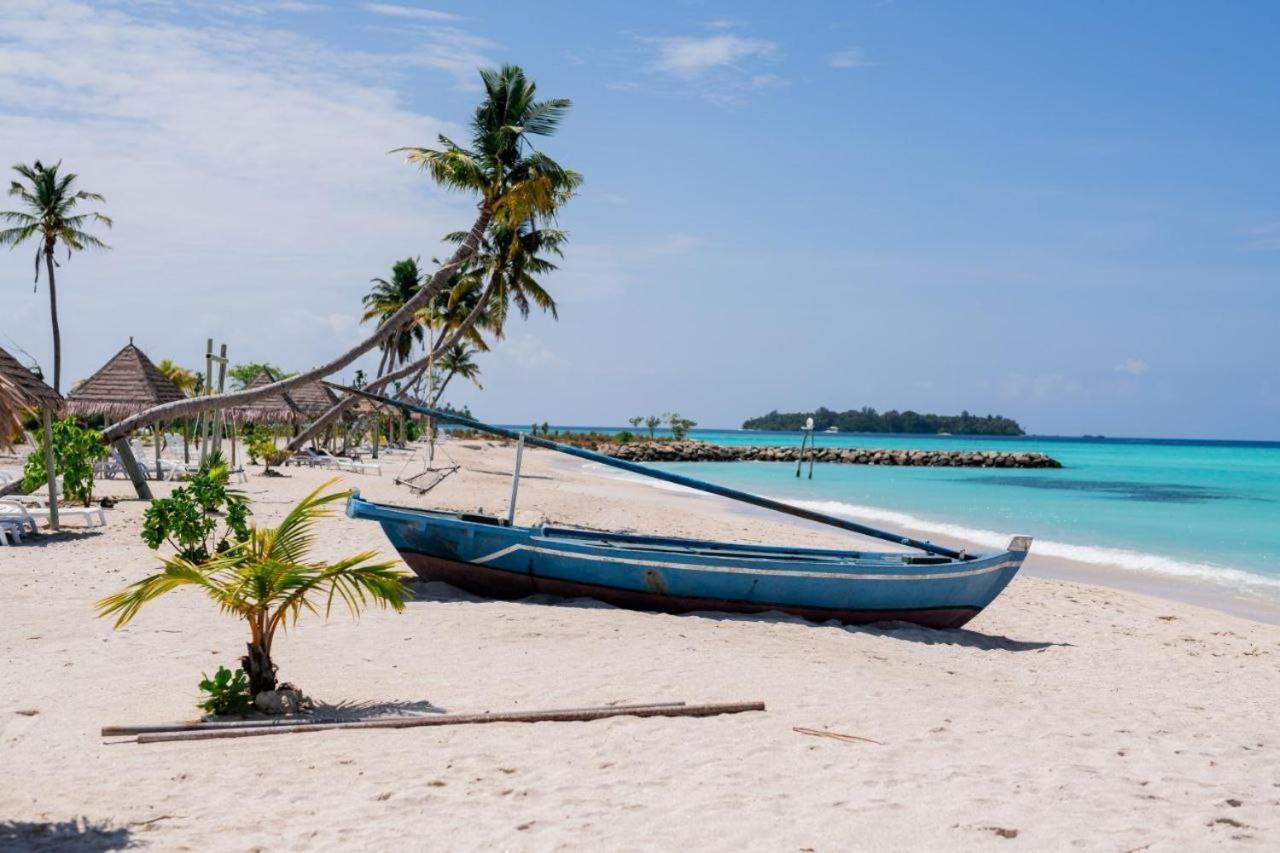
[348,494,1028,630]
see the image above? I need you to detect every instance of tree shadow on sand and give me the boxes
[9,529,105,548]
[308,698,447,720]
[0,819,133,852]
[406,581,1069,653]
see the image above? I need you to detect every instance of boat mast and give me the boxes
[329,386,967,560]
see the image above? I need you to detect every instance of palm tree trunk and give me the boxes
[44,243,61,394]
[430,370,457,406]
[284,271,499,453]
[101,205,492,446]
[242,640,277,696]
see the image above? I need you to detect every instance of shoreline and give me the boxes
[568,455,1280,626]
[5,440,1280,849]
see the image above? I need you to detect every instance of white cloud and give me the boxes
[363,3,463,22]
[1114,358,1150,376]
[647,34,777,76]
[0,0,481,383]
[501,334,561,370]
[828,48,869,69]
[1244,222,1280,252]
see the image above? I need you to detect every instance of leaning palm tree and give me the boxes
[0,161,112,393]
[431,342,483,405]
[443,219,566,342]
[362,258,427,377]
[97,483,413,696]
[274,66,580,454]
[105,64,578,465]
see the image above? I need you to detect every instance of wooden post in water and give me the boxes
[41,408,59,530]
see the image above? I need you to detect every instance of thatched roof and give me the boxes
[229,368,301,423]
[64,341,185,420]
[0,347,61,450]
[286,378,340,419]
[0,346,62,412]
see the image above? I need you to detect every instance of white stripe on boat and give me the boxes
[471,543,1018,582]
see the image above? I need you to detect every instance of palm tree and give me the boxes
[442,220,566,343]
[276,66,580,454]
[0,161,112,393]
[107,64,577,455]
[363,258,427,377]
[97,482,412,696]
[156,359,199,396]
[431,342,483,405]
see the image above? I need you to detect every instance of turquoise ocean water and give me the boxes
[551,428,1280,599]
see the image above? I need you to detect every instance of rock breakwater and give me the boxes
[602,441,1062,468]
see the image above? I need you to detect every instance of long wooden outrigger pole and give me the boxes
[327,385,968,560]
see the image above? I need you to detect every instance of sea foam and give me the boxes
[580,462,1280,596]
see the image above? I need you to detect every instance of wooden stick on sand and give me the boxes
[102,701,689,737]
[131,701,765,744]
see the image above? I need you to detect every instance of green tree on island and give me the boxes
[0,161,112,393]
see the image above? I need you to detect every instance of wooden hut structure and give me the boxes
[0,346,64,527]
[65,341,185,495]
[229,369,300,424]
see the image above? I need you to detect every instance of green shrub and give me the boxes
[141,469,250,562]
[198,666,254,716]
[22,417,107,506]
[614,431,635,444]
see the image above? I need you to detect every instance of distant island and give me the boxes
[742,407,1025,436]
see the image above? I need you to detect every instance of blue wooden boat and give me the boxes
[337,390,1032,629]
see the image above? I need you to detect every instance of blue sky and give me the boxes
[1,1,1277,439]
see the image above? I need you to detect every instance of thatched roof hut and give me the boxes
[286,378,341,420]
[64,341,185,421]
[229,368,301,423]
[0,346,62,450]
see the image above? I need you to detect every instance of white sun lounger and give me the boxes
[0,520,25,545]
[0,499,107,530]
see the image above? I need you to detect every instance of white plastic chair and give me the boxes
[0,501,38,536]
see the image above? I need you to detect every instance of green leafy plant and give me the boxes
[140,467,249,562]
[99,481,413,697]
[666,413,697,440]
[614,431,635,444]
[21,417,107,506]
[198,666,253,716]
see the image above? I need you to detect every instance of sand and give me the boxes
[2,440,1279,851]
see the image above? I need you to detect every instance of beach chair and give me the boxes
[1,498,107,529]
[0,500,39,537]
[335,457,382,476]
[0,519,24,545]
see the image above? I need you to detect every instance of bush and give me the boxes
[614,431,635,444]
[22,417,107,506]
[198,666,254,716]
[141,468,250,562]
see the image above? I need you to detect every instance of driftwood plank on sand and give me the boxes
[128,701,765,744]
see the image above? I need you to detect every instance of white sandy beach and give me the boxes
[3,441,1279,851]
